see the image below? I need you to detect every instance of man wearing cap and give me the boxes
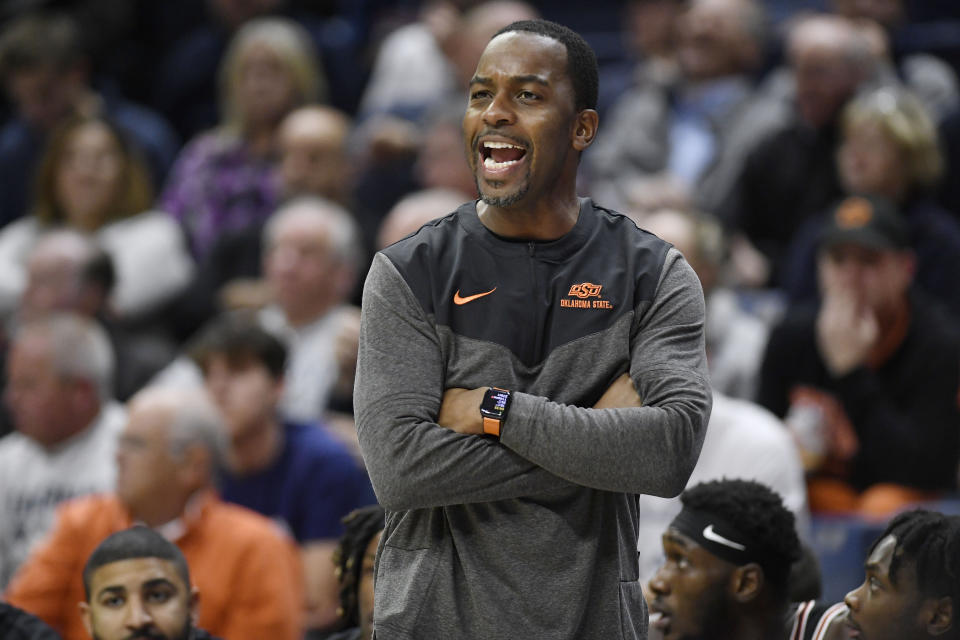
[646,478,802,640]
[758,194,960,517]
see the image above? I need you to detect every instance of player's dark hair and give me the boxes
[188,311,287,380]
[872,509,960,623]
[493,19,598,112]
[333,505,385,628]
[83,526,191,600]
[681,479,802,593]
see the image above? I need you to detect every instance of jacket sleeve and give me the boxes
[354,254,576,511]
[499,250,712,498]
[4,501,90,636]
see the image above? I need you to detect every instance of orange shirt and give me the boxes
[4,491,304,640]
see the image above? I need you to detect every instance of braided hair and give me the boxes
[872,508,960,634]
[332,505,385,627]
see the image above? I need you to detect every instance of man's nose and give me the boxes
[124,595,154,629]
[482,92,515,127]
[843,585,862,612]
[648,570,670,596]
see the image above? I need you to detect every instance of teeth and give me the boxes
[483,141,524,150]
[649,613,663,623]
[483,156,521,169]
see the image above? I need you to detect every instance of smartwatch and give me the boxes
[480,387,512,438]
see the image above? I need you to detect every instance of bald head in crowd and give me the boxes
[376,188,470,250]
[788,15,873,128]
[676,0,766,82]
[278,105,353,204]
[115,387,226,528]
[20,230,113,322]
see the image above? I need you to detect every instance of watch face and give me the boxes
[481,387,510,417]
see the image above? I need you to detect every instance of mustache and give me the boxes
[123,631,167,640]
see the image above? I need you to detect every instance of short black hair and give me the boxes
[492,19,599,112]
[83,526,191,600]
[332,505,385,628]
[681,479,802,592]
[188,312,287,380]
[871,509,960,620]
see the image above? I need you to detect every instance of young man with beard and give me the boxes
[791,509,960,640]
[646,479,802,640]
[355,18,711,639]
[79,527,220,640]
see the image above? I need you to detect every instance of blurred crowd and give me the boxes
[0,0,958,638]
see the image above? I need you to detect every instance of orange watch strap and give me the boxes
[482,415,501,437]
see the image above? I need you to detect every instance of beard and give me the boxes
[476,168,531,208]
[92,617,192,640]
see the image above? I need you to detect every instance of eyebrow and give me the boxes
[142,578,177,590]
[663,532,690,549]
[469,74,550,87]
[97,586,126,598]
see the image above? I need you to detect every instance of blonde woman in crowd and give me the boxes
[161,17,325,259]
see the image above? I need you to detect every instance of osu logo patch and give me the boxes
[835,197,873,229]
[562,282,613,310]
[568,283,603,298]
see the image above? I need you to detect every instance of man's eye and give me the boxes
[471,90,491,100]
[102,595,125,607]
[519,91,539,101]
[146,589,173,603]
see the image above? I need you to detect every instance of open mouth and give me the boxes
[479,140,527,172]
[842,611,862,639]
[648,608,671,634]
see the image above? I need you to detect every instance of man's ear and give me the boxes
[572,109,599,151]
[730,564,764,603]
[79,601,93,637]
[923,596,953,637]
[190,585,201,624]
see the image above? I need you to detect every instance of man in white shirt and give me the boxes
[0,312,124,588]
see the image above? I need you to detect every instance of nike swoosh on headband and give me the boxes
[703,524,746,551]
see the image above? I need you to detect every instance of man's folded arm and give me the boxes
[498,251,712,497]
[354,255,574,511]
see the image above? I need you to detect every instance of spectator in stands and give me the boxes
[327,505,386,640]
[792,509,960,640]
[278,105,353,205]
[758,195,960,517]
[0,601,61,640]
[784,87,960,319]
[639,207,770,400]
[587,0,786,215]
[0,12,179,229]
[188,313,376,632]
[0,314,124,589]
[17,231,177,401]
[79,527,222,640]
[646,479,802,640]
[720,14,873,286]
[161,17,323,259]
[830,0,959,121]
[155,197,363,423]
[376,188,473,251]
[172,104,356,338]
[0,115,194,323]
[358,1,538,122]
[5,386,304,640]
[633,208,807,583]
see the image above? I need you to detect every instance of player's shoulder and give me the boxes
[789,600,848,640]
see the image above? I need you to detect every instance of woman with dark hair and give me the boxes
[325,505,384,640]
[0,115,194,322]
